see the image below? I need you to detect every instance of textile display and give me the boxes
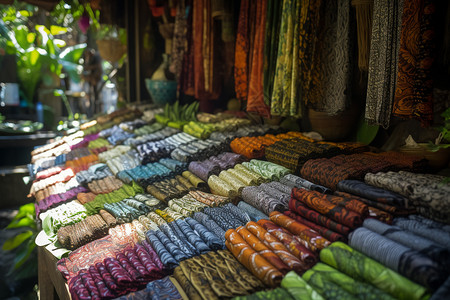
[281,271,324,300]
[365,0,404,128]
[320,242,430,300]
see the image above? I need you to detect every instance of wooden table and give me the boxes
[38,246,71,300]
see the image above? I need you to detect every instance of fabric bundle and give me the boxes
[87,137,111,154]
[87,176,124,194]
[35,186,88,216]
[57,213,113,250]
[76,163,114,185]
[99,125,136,146]
[258,219,317,266]
[126,127,180,147]
[349,227,447,290]
[281,174,331,194]
[188,152,246,181]
[242,159,291,181]
[30,168,75,197]
[365,171,450,223]
[39,200,88,234]
[173,250,264,300]
[65,147,92,162]
[237,202,269,222]
[171,138,230,163]
[393,218,450,249]
[98,145,132,162]
[133,122,165,136]
[265,138,341,173]
[67,242,165,299]
[300,152,423,190]
[202,205,249,231]
[230,134,282,159]
[242,185,287,215]
[117,162,174,186]
[320,242,430,300]
[291,188,364,229]
[146,176,196,203]
[83,182,144,215]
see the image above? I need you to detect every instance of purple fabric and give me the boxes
[36,186,88,216]
[116,252,144,282]
[141,240,165,271]
[71,133,100,150]
[89,265,117,299]
[96,262,120,293]
[69,275,91,300]
[79,269,101,299]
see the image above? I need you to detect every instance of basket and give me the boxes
[145,79,177,106]
[96,39,127,63]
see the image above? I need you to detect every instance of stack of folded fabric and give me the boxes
[146,176,199,203]
[189,152,246,182]
[241,181,293,214]
[39,200,88,232]
[133,122,165,136]
[83,182,144,215]
[364,171,450,223]
[300,152,425,190]
[75,163,114,185]
[137,133,197,164]
[119,119,147,132]
[117,161,177,186]
[230,134,283,159]
[170,138,230,163]
[106,149,141,175]
[265,137,341,173]
[126,127,180,147]
[242,159,291,181]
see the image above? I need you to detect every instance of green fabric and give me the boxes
[303,269,358,300]
[308,263,395,300]
[242,159,291,181]
[233,288,294,300]
[320,242,430,300]
[84,181,144,215]
[281,271,324,300]
[270,0,301,117]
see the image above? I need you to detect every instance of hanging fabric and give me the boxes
[305,0,352,115]
[393,0,436,126]
[271,0,302,117]
[170,0,188,85]
[247,0,271,118]
[351,0,374,73]
[263,0,283,107]
[365,0,404,128]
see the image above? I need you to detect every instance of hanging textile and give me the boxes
[271,0,302,117]
[305,0,352,115]
[247,0,271,118]
[181,0,195,96]
[393,0,436,125]
[263,0,283,106]
[170,0,188,84]
[193,0,221,100]
[365,0,404,128]
[351,0,374,73]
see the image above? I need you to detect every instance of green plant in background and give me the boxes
[428,107,450,152]
[0,2,87,107]
[2,203,38,280]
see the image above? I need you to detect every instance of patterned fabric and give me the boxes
[365,0,404,128]
[305,0,352,114]
[234,288,294,300]
[281,174,331,194]
[363,218,450,268]
[284,211,346,243]
[230,134,281,159]
[393,0,436,125]
[364,171,450,223]
[246,221,307,273]
[237,201,269,222]
[336,179,408,207]
[393,218,450,249]
[225,228,284,287]
[234,0,252,103]
[281,271,324,300]
[242,185,286,215]
[291,188,363,229]
[258,219,317,266]
[269,211,330,251]
[320,242,430,300]
[247,0,270,117]
[349,227,446,290]
[271,0,302,117]
[242,159,291,181]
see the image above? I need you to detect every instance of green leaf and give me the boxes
[6,217,35,229]
[18,10,33,17]
[2,230,33,251]
[53,39,66,47]
[13,240,36,269]
[29,49,40,65]
[11,203,35,221]
[14,25,31,50]
[26,32,35,44]
[42,215,54,236]
[50,25,68,35]
[58,43,87,63]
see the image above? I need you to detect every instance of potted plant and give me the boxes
[398,108,450,169]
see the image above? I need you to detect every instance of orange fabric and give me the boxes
[225,228,283,287]
[236,226,290,274]
[269,211,330,251]
[246,221,307,273]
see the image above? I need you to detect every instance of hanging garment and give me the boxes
[393,0,436,125]
[365,0,404,128]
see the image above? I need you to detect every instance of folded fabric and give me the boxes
[258,219,317,266]
[192,212,227,245]
[269,211,330,252]
[188,190,229,207]
[233,287,294,300]
[237,202,269,222]
[208,175,239,198]
[242,185,287,215]
[146,177,192,203]
[393,218,450,250]
[225,228,284,287]
[365,171,450,223]
[320,242,430,300]
[336,179,408,207]
[144,276,185,300]
[234,164,266,184]
[242,159,291,181]
[281,174,332,194]
[88,176,124,194]
[246,221,307,274]
[291,188,363,229]
[284,211,346,243]
[230,134,282,159]
[185,217,224,250]
[281,271,324,300]
[36,186,88,216]
[76,163,114,185]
